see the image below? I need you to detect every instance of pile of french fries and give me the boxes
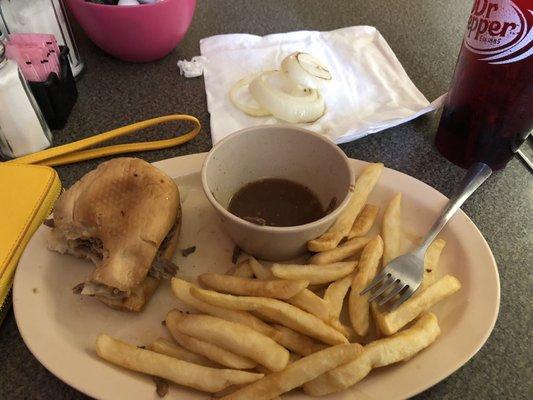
[95,163,462,399]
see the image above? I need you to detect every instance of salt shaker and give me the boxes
[0,41,52,158]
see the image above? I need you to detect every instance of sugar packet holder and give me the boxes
[28,46,78,130]
[7,33,61,80]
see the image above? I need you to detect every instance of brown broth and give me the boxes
[228,178,324,227]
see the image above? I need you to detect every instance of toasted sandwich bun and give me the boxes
[48,157,181,311]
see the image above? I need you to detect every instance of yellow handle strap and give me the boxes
[7,114,201,167]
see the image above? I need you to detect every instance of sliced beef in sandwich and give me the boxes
[47,157,181,312]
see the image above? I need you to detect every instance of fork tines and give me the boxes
[361,270,412,310]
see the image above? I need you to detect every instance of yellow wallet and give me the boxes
[0,114,200,323]
[0,163,61,323]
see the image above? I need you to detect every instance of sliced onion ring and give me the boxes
[281,52,332,89]
[229,73,271,117]
[280,77,318,100]
[249,71,325,123]
[263,70,319,103]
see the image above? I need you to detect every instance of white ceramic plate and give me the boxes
[13,153,499,400]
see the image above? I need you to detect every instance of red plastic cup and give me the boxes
[435,0,532,170]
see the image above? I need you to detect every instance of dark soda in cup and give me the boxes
[435,0,532,170]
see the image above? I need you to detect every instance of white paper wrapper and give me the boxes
[200,26,444,145]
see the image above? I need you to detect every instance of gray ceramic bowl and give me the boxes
[201,125,354,261]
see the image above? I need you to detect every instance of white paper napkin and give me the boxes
[200,26,444,144]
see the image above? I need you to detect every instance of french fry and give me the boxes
[171,278,277,338]
[308,237,371,265]
[348,204,380,239]
[308,163,384,252]
[374,275,461,335]
[303,313,440,396]
[382,193,402,266]
[323,274,356,339]
[420,239,446,291]
[233,260,254,278]
[324,273,353,320]
[287,289,331,322]
[248,258,331,322]
[349,236,384,336]
[369,194,401,335]
[248,257,273,280]
[190,287,348,345]
[172,279,332,356]
[272,324,326,356]
[220,343,364,400]
[256,308,349,347]
[217,388,283,400]
[166,315,257,369]
[271,261,357,285]
[199,273,308,299]
[167,311,289,372]
[254,351,301,376]
[147,338,220,368]
[213,384,248,398]
[370,302,384,337]
[95,334,263,393]
[329,319,357,341]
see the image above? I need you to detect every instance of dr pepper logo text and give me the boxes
[464,0,532,64]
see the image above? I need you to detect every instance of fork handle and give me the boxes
[418,162,492,253]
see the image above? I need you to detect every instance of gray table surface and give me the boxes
[1,0,531,399]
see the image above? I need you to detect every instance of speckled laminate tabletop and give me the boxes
[0,1,531,399]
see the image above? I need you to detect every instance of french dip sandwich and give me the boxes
[47,157,181,311]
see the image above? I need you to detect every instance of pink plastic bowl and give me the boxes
[66,0,196,62]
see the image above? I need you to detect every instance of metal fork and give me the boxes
[361,162,492,309]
